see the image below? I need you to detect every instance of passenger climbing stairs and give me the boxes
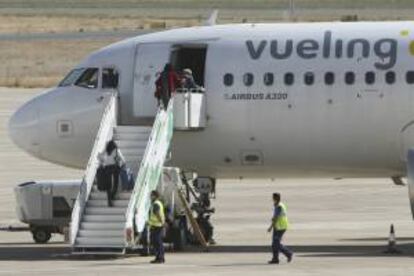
[70,94,174,253]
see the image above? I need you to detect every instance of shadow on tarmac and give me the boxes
[0,243,120,261]
[210,243,414,257]
[0,242,413,261]
[340,237,414,242]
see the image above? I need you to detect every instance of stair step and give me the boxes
[75,237,125,247]
[121,148,145,155]
[72,248,125,255]
[123,155,144,162]
[123,153,144,159]
[80,222,124,231]
[116,140,148,149]
[90,189,129,196]
[87,200,128,208]
[78,230,124,238]
[74,244,125,250]
[125,162,141,167]
[114,126,151,134]
[125,160,142,166]
[85,207,125,215]
[113,133,150,141]
[89,192,131,200]
[83,214,126,223]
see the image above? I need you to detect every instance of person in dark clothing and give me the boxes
[98,140,125,207]
[155,63,181,109]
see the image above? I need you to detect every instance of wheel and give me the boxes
[31,228,51,244]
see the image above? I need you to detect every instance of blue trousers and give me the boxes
[150,227,165,261]
[272,230,292,261]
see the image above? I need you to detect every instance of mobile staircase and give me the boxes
[70,94,174,253]
[70,89,206,254]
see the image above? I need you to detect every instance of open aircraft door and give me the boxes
[133,43,171,119]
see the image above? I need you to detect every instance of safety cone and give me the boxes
[383,224,402,254]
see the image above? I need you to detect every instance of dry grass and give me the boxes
[0,15,199,34]
[0,13,201,89]
[2,0,414,11]
[0,76,61,88]
[1,1,414,88]
[0,39,117,88]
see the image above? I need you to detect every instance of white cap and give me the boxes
[183,68,192,75]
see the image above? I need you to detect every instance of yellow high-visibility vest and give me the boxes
[148,200,165,227]
[274,202,289,230]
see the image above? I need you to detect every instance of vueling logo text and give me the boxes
[246,31,398,70]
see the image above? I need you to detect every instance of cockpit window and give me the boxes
[102,68,119,89]
[75,68,99,89]
[59,68,85,87]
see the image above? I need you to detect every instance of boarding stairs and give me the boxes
[70,89,205,254]
[70,93,175,253]
[73,126,151,250]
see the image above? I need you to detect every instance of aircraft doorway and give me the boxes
[171,45,207,87]
[132,43,171,120]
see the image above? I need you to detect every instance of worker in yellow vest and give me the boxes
[148,190,166,264]
[267,192,293,264]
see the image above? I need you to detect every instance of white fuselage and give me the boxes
[9,21,414,178]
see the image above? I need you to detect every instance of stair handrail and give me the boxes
[70,94,117,246]
[125,99,174,245]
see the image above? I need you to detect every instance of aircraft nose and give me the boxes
[8,97,41,155]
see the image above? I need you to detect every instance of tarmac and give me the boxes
[1,87,414,275]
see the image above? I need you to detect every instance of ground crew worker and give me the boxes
[148,190,166,264]
[267,192,293,264]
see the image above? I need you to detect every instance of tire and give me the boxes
[32,228,51,244]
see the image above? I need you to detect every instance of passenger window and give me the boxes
[304,72,314,86]
[385,71,395,85]
[365,71,375,85]
[223,73,233,86]
[345,72,355,85]
[243,73,254,86]
[75,68,99,89]
[284,73,294,86]
[406,71,414,84]
[264,73,274,86]
[325,72,335,85]
[102,68,119,89]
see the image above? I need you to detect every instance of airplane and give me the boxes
[8,21,414,220]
